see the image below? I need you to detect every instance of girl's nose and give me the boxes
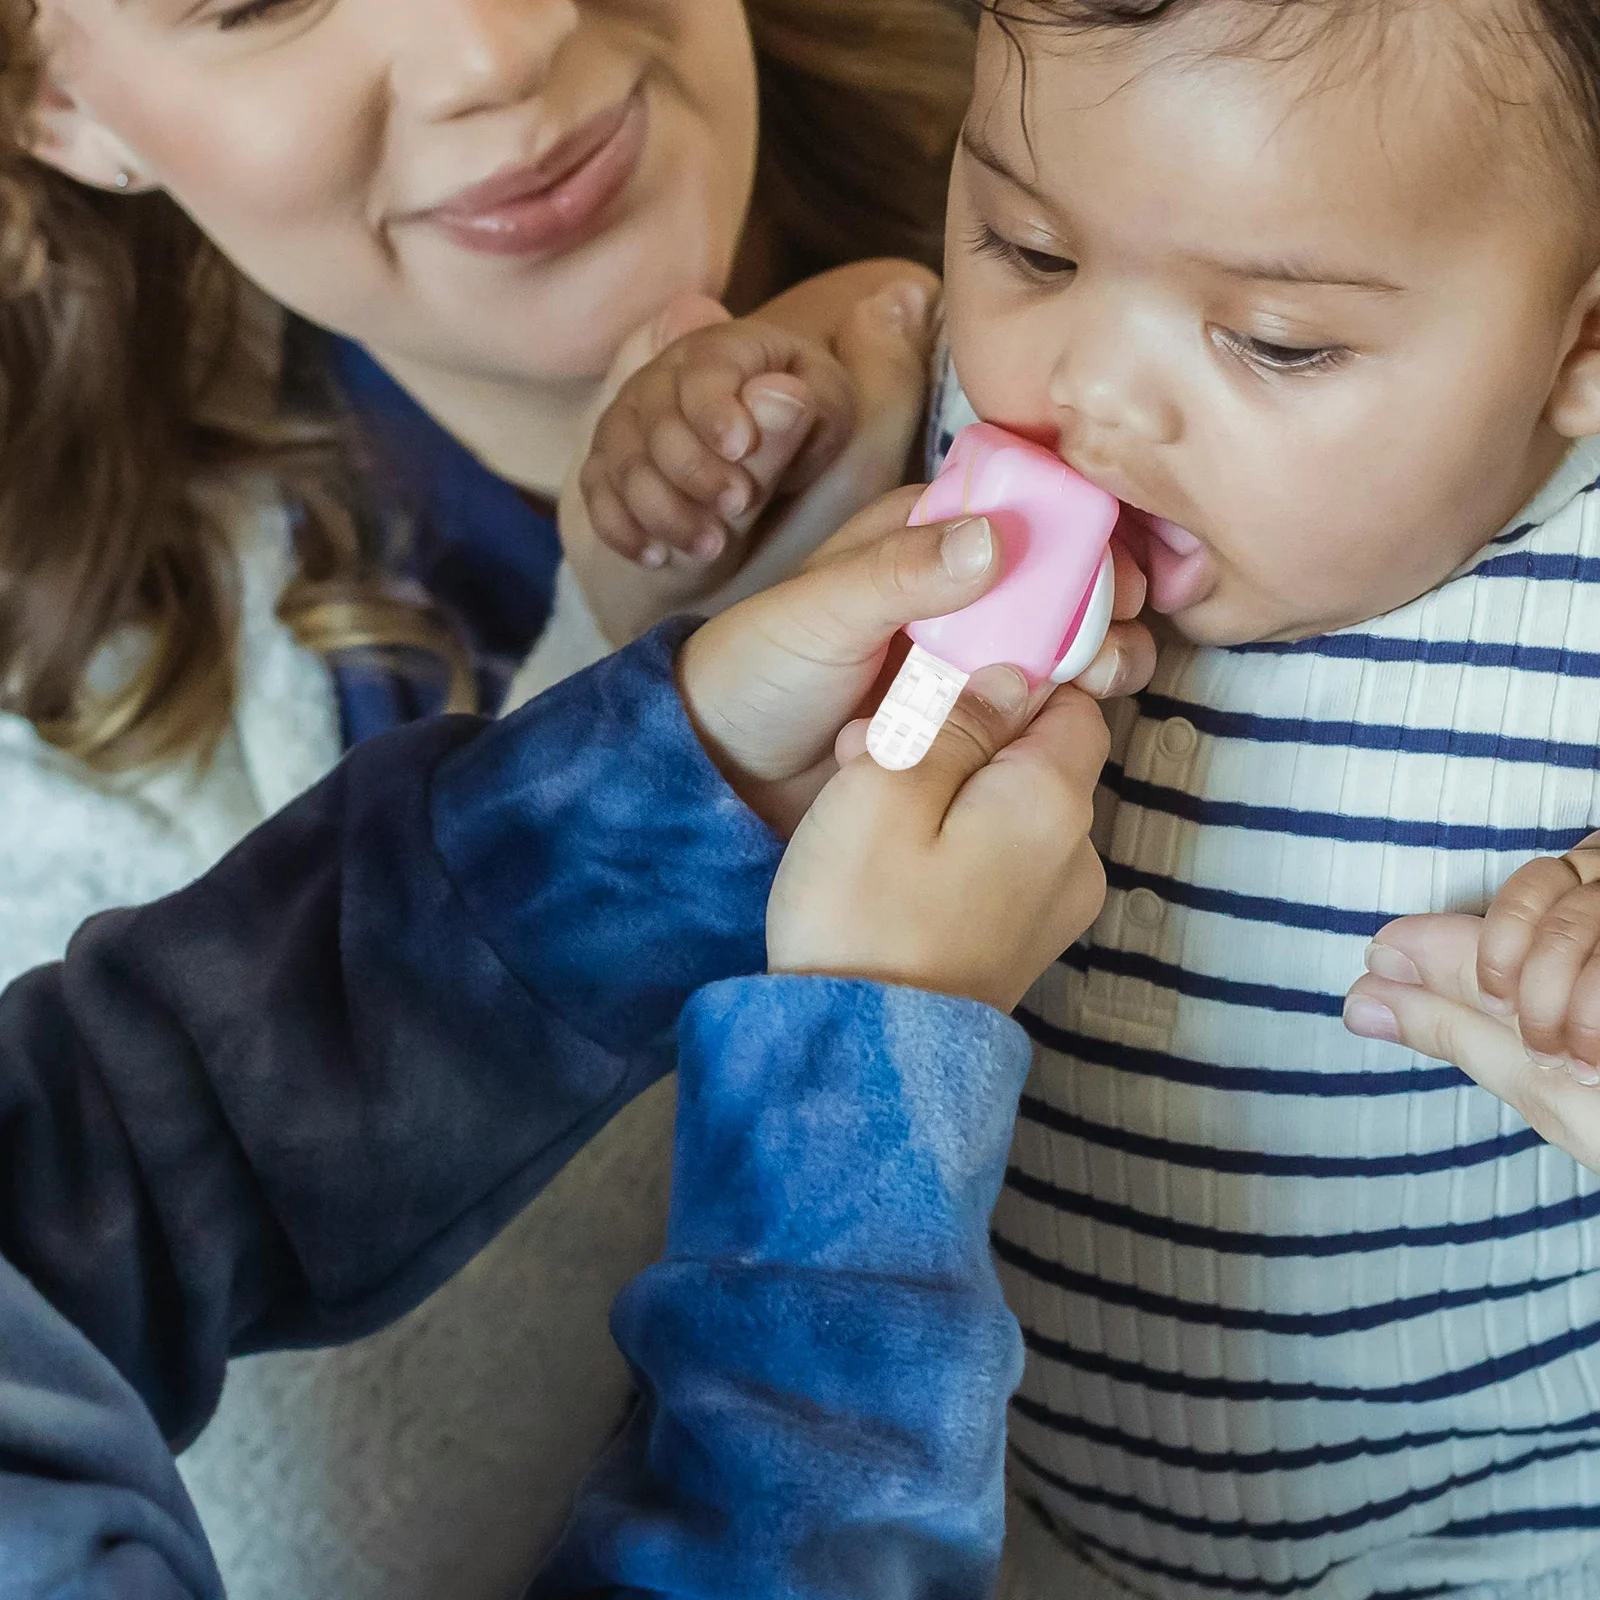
[1046,307,1182,447]
[392,0,581,123]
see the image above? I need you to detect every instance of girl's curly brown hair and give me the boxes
[0,0,975,771]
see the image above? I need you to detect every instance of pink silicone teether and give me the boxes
[866,423,1120,771]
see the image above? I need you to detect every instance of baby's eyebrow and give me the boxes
[960,124,1044,197]
[1199,253,1406,294]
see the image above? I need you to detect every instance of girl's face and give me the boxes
[34,0,760,384]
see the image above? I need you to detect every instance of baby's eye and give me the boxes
[1216,328,1350,375]
[214,0,312,29]
[969,224,1076,282]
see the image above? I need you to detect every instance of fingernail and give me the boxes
[717,419,755,461]
[692,529,725,563]
[870,280,931,330]
[717,482,749,519]
[640,544,669,569]
[1364,944,1421,985]
[941,517,994,581]
[1343,997,1400,1043]
[969,664,1029,717]
[1480,993,1513,1016]
[1567,1061,1600,1087]
[748,388,808,437]
[1072,648,1122,699]
[1528,1050,1567,1072]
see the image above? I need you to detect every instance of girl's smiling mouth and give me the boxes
[416,90,649,261]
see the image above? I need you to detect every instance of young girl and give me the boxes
[0,1,975,1594]
[592,0,1600,1592]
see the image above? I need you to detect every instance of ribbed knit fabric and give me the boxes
[932,372,1600,1598]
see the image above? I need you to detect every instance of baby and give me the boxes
[580,0,1600,1595]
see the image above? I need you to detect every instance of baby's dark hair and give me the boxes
[976,0,1600,193]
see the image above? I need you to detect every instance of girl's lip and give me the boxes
[421,90,647,260]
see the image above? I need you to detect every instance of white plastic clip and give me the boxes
[865,644,971,771]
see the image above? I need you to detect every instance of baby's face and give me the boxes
[943,7,1598,645]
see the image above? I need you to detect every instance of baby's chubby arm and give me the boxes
[1345,834,1600,1173]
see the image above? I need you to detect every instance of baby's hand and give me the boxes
[1476,831,1600,1079]
[564,279,936,647]
[579,303,868,570]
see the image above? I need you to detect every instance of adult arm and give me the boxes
[535,974,1030,1600]
[0,621,781,1597]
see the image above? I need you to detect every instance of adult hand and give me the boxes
[678,486,1155,837]
[1347,914,1600,1174]
[768,674,1110,1013]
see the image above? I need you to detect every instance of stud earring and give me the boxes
[113,170,131,191]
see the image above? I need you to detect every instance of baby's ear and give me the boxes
[1546,262,1600,440]
[24,68,151,195]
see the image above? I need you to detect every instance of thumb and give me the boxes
[780,276,935,495]
[1366,913,1486,1007]
[888,663,1036,831]
[742,502,1000,672]
[1344,913,1530,1093]
[829,278,937,413]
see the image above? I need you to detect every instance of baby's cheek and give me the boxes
[948,333,1055,440]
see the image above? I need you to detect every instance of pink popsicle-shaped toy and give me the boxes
[866,423,1121,771]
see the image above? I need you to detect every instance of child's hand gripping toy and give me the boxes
[866,423,1121,771]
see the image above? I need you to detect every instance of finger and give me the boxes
[887,663,1037,835]
[956,684,1109,844]
[1071,618,1158,700]
[1367,913,1486,1009]
[579,466,656,564]
[724,377,816,539]
[647,410,756,521]
[1568,950,1600,1070]
[1348,971,1600,1168]
[1478,856,1581,1014]
[602,293,730,413]
[1109,537,1148,622]
[835,718,871,765]
[788,279,932,493]
[618,458,726,560]
[1345,970,1517,1089]
[674,320,847,464]
[1566,830,1600,884]
[678,359,767,463]
[1518,882,1600,1062]
[741,511,1001,676]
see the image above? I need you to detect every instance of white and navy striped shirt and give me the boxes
[930,372,1600,1598]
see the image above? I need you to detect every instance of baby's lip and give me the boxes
[1114,504,1216,616]
[1146,515,1203,556]
[1111,502,1203,563]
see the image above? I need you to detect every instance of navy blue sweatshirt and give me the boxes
[0,623,1029,1599]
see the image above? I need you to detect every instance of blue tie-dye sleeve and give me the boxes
[536,975,1031,1600]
